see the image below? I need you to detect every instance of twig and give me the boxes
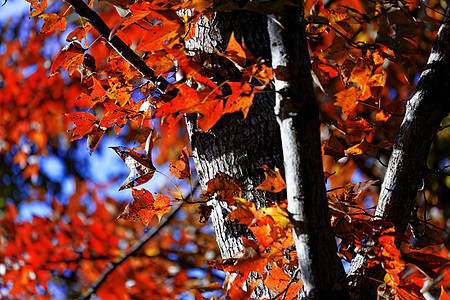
[64,0,170,92]
[78,203,183,300]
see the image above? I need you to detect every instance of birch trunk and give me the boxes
[267,1,348,298]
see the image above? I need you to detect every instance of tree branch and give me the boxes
[64,0,170,92]
[79,204,183,300]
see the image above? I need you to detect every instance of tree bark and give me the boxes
[185,11,284,298]
[267,1,348,299]
[348,2,450,298]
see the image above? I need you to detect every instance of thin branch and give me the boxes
[79,203,183,300]
[64,0,170,92]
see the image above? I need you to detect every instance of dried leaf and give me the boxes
[170,147,191,179]
[111,141,157,190]
[256,165,286,193]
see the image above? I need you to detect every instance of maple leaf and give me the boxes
[66,23,92,48]
[256,165,286,193]
[39,13,66,34]
[170,147,191,179]
[118,188,171,226]
[65,112,98,141]
[50,42,86,77]
[223,82,254,118]
[218,32,247,69]
[208,238,267,282]
[203,174,242,206]
[25,0,47,17]
[111,130,159,190]
[344,137,370,156]
[323,133,345,161]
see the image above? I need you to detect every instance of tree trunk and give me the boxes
[185,11,284,298]
[348,2,450,298]
[267,1,348,299]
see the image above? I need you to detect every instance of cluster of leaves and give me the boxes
[1,0,450,299]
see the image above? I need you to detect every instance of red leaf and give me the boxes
[65,112,98,141]
[118,189,170,227]
[39,13,66,34]
[170,147,191,179]
[50,42,85,77]
[66,23,92,48]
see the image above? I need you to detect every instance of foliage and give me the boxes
[1,0,450,299]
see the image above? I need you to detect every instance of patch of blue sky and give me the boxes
[388,87,397,100]
[187,268,206,279]
[351,168,363,183]
[47,281,70,300]
[18,200,52,222]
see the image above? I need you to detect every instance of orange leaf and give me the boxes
[50,42,85,77]
[65,112,98,141]
[334,87,361,119]
[25,0,47,17]
[224,82,254,118]
[441,286,450,300]
[66,23,92,48]
[344,137,369,156]
[256,165,286,193]
[39,13,66,34]
[218,32,247,68]
[203,174,241,206]
[170,147,191,179]
[196,99,224,132]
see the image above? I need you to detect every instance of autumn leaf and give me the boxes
[111,131,159,190]
[208,238,267,281]
[334,87,361,119]
[203,174,242,206]
[323,133,345,161]
[223,82,254,118]
[39,13,66,34]
[344,137,370,156]
[118,188,171,226]
[66,23,92,48]
[441,287,450,300]
[65,112,98,141]
[217,32,247,69]
[170,147,191,179]
[256,165,286,193]
[25,0,47,17]
[50,42,86,77]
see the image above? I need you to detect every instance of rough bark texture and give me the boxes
[348,3,450,298]
[185,11,284,298]
[267,2,348,299]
